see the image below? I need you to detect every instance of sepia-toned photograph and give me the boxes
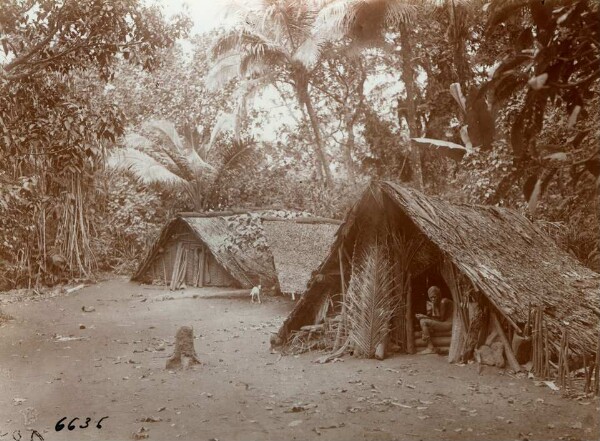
[1,0,599,440]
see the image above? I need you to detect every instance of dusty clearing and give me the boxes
[0,278,598,441]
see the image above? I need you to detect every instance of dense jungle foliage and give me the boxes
[1,0,598,290]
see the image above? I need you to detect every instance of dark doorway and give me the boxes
[411,270,451,318]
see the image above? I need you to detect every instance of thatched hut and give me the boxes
[275,181,600,367]
[132,214,277,289]
[261,216,341,296]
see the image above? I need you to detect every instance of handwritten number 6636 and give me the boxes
[55,416,108,431]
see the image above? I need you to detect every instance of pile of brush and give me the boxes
[287,317,340,355]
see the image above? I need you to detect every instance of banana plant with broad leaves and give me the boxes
[482,0,600,214]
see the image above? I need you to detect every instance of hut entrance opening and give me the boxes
[147,225,237,289]
[410,271,453,355]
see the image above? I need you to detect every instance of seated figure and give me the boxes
[415,286,453,354]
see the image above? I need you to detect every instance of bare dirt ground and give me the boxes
[0,278,598,441]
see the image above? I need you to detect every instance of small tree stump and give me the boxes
[166,326,201,369]
[375,340,386,360]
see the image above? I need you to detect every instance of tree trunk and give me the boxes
[304,94,333,187]
[343,114,356,184]
[461,302,487,362]
[399,22,424,191]
[448,0,471,87]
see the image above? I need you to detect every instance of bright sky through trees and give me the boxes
[154,0,230,34]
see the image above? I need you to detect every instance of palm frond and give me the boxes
[312,0,360,40]
[186,149,217,179]
[384,1,417,26]
[144,119,185,152]
[208,112,237,149]
[210,29,254,59]
[312,0,415,47]
[208,26,286,89]
[261,3,282,36]
[213,27,285,60]
[345,239,397,358]
[123,133,153,151]
[293,35,322,68]
[206,54,242,91]
[106,148,186,185]
[144,119,216,182]
[239,46,287,76]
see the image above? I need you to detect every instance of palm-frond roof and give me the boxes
[262,217,341,294]
[277,181,600,358]
[132,214,277,288]
[132,211,341,294]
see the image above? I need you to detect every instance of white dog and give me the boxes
[250,285,262,304]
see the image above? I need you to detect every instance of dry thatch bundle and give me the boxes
[345,239,397,358]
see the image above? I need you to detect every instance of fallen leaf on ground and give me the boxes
[138,416,162,422]
[132,427,149,439]
[543,381,560,391]
[318,423,345,429]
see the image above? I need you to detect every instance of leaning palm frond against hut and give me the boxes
[345,237,397,359]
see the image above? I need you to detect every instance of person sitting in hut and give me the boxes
[415,286,453,354]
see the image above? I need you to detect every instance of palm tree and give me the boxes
[107,120,251,210]
[312,0,424,189]
[207,0,334,187]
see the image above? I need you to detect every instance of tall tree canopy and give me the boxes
[0,0,190,286]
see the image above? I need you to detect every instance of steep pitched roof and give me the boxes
[132,215,276,288]
[278,181,600,358]
[262,218,340,294]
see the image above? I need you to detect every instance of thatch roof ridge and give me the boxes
[261,215,343,225]
[176,205,303,218]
